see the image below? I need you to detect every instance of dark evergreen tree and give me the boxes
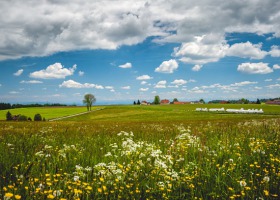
[154,96,160,105]
[137,100,141,105]
[6,111,13,121]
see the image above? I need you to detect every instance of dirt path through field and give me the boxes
[48,108,104,121]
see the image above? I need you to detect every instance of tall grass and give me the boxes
[0,119,279,199]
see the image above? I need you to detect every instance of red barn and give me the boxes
[160,99,170,105]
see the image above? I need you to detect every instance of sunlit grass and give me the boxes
[0,118,279,199]
[0,106,104,120]
[65,104,280,122]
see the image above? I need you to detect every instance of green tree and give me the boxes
[240,98,249,104]
[34,113,42,121]
[256,99,261,104]
[83,94,96,111]
[18,115,28,121]
[154,95,160,105]
[172,98,179,103]
[6,111,13,121]
[199,99,205,104]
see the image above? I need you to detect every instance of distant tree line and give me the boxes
[0,102,72,110]
[6,111,45,121]
[208,97,280,104]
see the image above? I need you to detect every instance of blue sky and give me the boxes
[0,0,280,104]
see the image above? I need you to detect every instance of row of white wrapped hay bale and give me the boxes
[195,107,264,113]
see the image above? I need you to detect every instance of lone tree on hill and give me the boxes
[154,95,160,105]
[83,94,96,111]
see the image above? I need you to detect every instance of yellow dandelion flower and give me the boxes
[228,187,234,191]
[264,190,269,196]
[98,188,102,193]
[3,187,7,191]
[5,193,14,198]
[15,195,21,199]
[102,185,107,191]
[245,186,251,190]
[60,198,67,200]
[86,186,92,190]
[25,186,28,190]
[99,177,104,182]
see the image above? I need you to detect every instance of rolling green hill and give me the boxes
[0,106,101,120]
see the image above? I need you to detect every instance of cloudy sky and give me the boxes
[0,0,280,104]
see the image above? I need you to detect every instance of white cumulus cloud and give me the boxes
[266,84,280,89]
[30,63,76,79]
[141,81,147,85]
[105,86,114,90]
[14,69,24,76]
[269,46,280,57]
[139,88,149,92]
[171,79,187,85]
[78,71,84,76]
[1,1,280,61]
[192,64,203,71]
[118,62,132,68]
[173,35,228,64]
[95,85,104,89]
[154,80,167,88]
[20,80,43,84]
[121,86,131,90]
[136,75,153,80]
[59,80,95,88]
[230,81,258,87]
[226,42,267,59]
[273,64,280,69]
[155,59,178,73]
[237,62,273,74]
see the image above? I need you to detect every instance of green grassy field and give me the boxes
[0,106,103,121]
[66,104,280,122]
[0,104,279,199]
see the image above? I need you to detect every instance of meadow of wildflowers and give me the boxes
[0,117,279,199]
